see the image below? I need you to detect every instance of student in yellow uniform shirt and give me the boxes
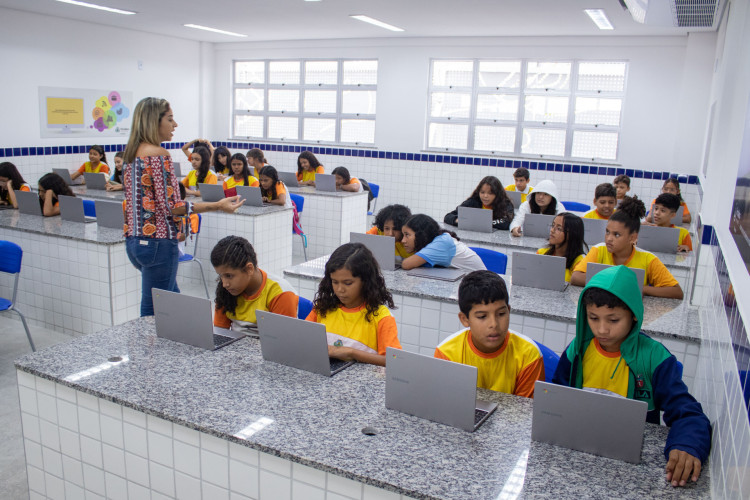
[70,145,110,183]
[367,204,414,259]
[645,193,692,252]
[181,146,217,197]
[296,151,325,186]
[222,153,259,191]
[504,167,533,203]
[583,183,617,220]
[536,212,587,282]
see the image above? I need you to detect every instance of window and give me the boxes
[426,59,627,161]
[232,59,378,145]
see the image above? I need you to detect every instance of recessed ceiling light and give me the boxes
[584,9,614,30]
[53,0,135,15]
[350,15,404,32]
[184,24,248,38]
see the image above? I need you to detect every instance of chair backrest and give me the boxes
[368,182,380,198]
[82,199,96,217]
[561,201,590,212]
[0,240,23,274]
[468,247,508,274]
[290,193,304,213]
[534,340,560,383]
[297,296,313,320]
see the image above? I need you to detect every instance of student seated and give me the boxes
[212,146,231,179]
[553,266,710,487]
[435,271,544,397]
[571,196,683,299]
[645,193,693,252]
[509,180,565,237]
[181,138,215,163]
[38,172,74,216]
[247,148,269,179]
[367,204,414,259]
[332,166,364,192]
[505,167,533,203]
[258,165,292,207]
[583,183,617,220]
[70,145,110,183]
[0,162,31,208]
[222,153,259,191]
[400,214,486,271]
[211,236,298,333]
[182,146,217,197]
[444,176,515,230]
[106,152,124,191]
[306,243,401,366]
[296,151,325,186]
[537,213,587,282]
[613,174,631,202]
[646,178,691,225]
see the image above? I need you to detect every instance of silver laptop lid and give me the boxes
[83,172,108,190]
[236,185,265,207]
[278,171,299,187]
[586,263,645,295]
[582,217,607,246]
[172,161,182,178]
[58,195,93,223]
[511,252,567,291]
[199,183,225,202]
[637,225,681,254]
[15,190,43,216]
[315,173,337,192]
[52,168,74,185]
[406,267,466,281]
[532,381,647,463]
[94,200,125,229]
[506,190,523,209]
[671,206,684,225]
[349,232,396,271]
[458,207,493,233]
[523,213,556,238]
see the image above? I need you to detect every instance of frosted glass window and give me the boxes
[304,91,337,113]
[341,120,375,143]
[476,94,519,121]
[526,62,571,90]
[524,96,569,123]
[478,61,521,88]
[474,126,516,152]
[432,61,473,87]
[342,91,376,114]
[430,92,471,118]
[234,115,263,137]
[521,128,566,157]
[269,61,300,84]
[268,117,298,140]
[578,62,627,92]
[305,61,338,85]
[428,123,469,149]
[234,89,264,111]
[268,90,299,112]
[303,118,336,142]
[343,60,378,85]
[235,62,264,84]
[572,130,619,160]
[575,98,622,126]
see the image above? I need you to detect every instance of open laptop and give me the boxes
[52,168,75,185]
[585,263,646,295]
[458,206,494,233]
[385,347,498,432]
[83,172,108,190]
[637,225,681,254]
[350,232,396,271]
[523,213,556,238]
[16,190,44,216]
[315,173,337,192]
[236,186,267,207]
[406,267,466,282]
[94,200,125,229]
[255,311,354,376]
[511,252,567,292]
[199,183,225,202]
[532,381,647,463]
[650,204,684,225]
[172,161,182,178]
[582,217,607,246]
[59,195,96,223]
[152,288,245,350]
[278,171,300,187]
[506,190,523,209]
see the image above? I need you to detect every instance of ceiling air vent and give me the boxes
[623,0,724,28]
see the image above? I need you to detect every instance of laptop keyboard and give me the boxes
[329,358,350,372]
[474,408,489,426]
[213,333,235,348]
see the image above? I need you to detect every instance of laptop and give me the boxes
[83,172,108,190]
[52,168,75,185]
[255,311,355,377]
[637,225,681,254]
[16,190,44,216]
[458,206,494,233]
[278,171,300,187]
[506,190,523,209]
[59,195,96,223]
[532,381,647,463]
[523,213,556,238]
[511,252,567,292]
[406,267,466,282]
[236,186,267,207]
[350,232,396,271]
[199,183,225,202]
[585,263,646,295]
[315,173,337,192]
[582,217,607,246]
[385,347,498,432]
[152,288,245,350]
[94,200,125,229]
[172,161,182,178]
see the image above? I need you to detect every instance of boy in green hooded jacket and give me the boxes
[553,265,710,487]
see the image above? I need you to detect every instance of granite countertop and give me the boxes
[287,186,370,198]
[0,210,125,245]
[14,317,709,500]
[71,186,125,201]
[284,256,701,343]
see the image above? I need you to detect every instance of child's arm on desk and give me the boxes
[328,346,385,366]
[400,254,427,270]
[643,284,683,299]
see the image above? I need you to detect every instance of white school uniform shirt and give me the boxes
[508,179,566,233]
[415,233,486,271]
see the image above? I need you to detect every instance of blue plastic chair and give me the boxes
[367,182,380,216]
[534,340,560,382]
[83,199,96,217]
[561,201,590,212]
[0,241,35,351]
[469,247,508,274]
[297,296,313,320]
[289,193,308,261]
[178,214,210,298]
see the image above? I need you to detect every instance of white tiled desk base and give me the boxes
[294,193,368,260]
[17,371,415,500]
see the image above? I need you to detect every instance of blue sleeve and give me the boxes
[552,341,574,386]
[653,356,712,463]
[416,234,456,268]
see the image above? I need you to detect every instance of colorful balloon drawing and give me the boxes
[89,91,130,132]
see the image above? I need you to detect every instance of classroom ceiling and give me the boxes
[0,0,718,43]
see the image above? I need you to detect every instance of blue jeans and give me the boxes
[126,237,180,317]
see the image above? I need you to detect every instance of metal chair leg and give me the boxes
[192,259,210,299]
[300,234,308,261]
[13,308,36,352]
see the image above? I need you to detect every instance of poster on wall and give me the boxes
[38,86,132,138]
[730,95,750,274]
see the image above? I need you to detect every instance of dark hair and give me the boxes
[469,176,513,221]
[581,286,632,314]
[89,145,108,166]
[613,174,630,187]
[213,146,231,173]
[654,193,681,213]
[246,148,266,164]
[229,153,251,186]
[403,214,459,253]
[542,213,588,270]
[112,152,124,183]
[609,195,646,234]
[297,151,321,175]
[191,146,212,184]
[178,182,186,200]
[0,162,28,200]
[38,172,74,209]
[529,191,557,215]
[663,178,684,202]
[458,270,509,316]
[313,243,395,322]
[331,166,351,184]
[259,165,279,200]
[513,167,530,180]
[373,204,412,232]
[594,183,617,200]
[210,236,259,315]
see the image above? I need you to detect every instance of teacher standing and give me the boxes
[123,97,244,316]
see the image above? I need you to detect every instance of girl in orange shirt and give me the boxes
[38,172,74,216]
[258,165,291,207]
[0,162,31,208]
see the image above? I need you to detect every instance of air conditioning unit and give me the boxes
[623,0,725,28]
